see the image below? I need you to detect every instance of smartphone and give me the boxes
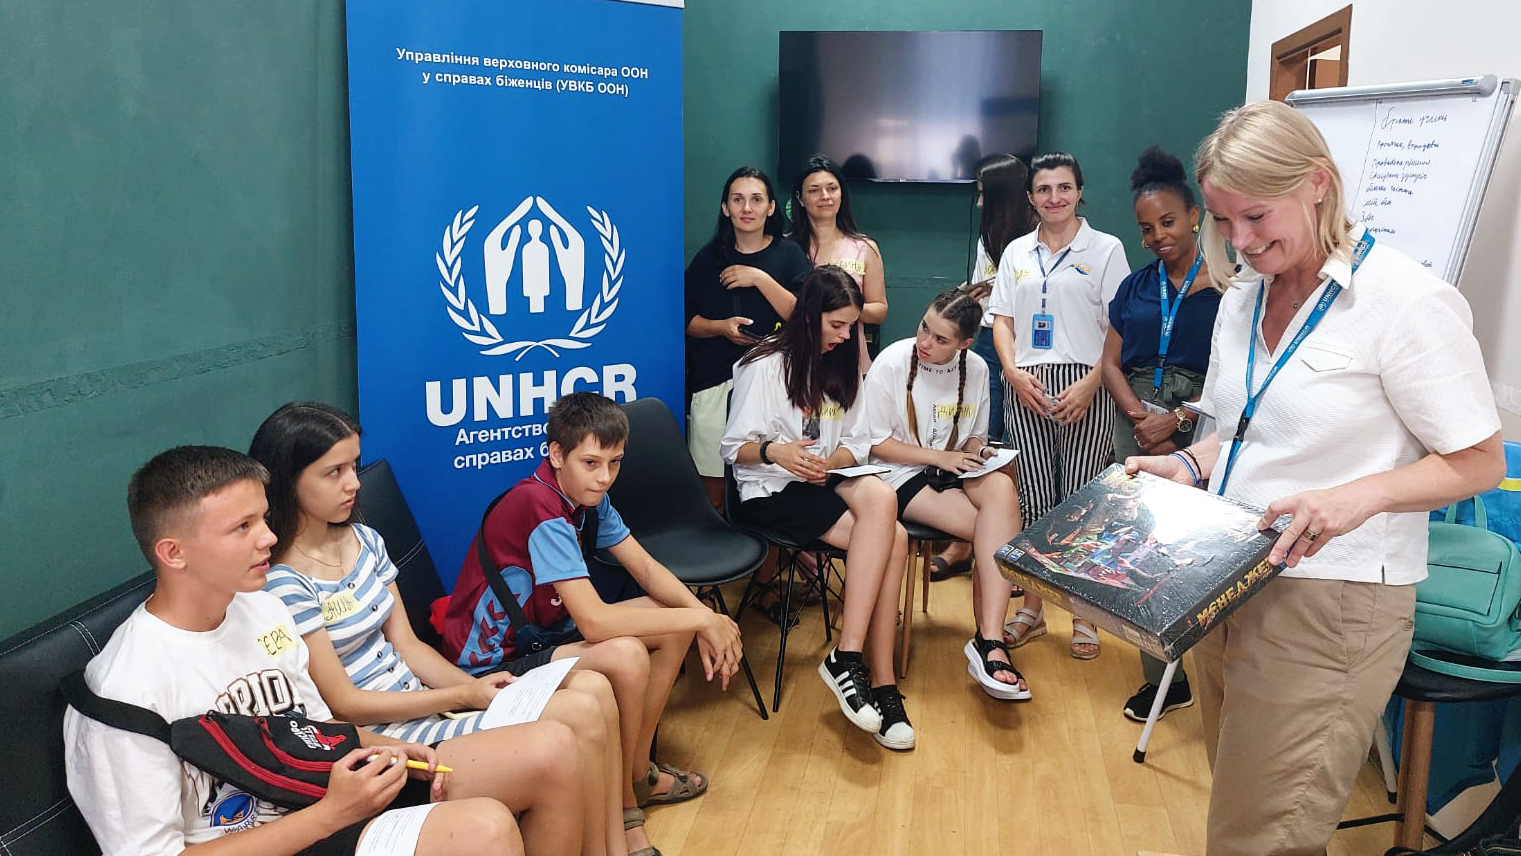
[739,321,773,340]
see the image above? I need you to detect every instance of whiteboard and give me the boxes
[1287,76,1517,284]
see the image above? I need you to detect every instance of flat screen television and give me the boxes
[778,30,1042,185]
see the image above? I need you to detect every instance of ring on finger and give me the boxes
[1299,529,1321,542]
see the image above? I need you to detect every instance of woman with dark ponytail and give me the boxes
[967,155,1040,443]
[1099,147,1222,722]
[862,289,1029,700]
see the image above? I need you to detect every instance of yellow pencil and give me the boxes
[366,754,454,773]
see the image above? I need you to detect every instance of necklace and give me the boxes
[292,543,344,569]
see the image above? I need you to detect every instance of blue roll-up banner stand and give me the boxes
[347,0,684,590]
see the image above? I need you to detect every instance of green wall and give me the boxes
[683,0,1251,344]
[0,2,356,636]
[0,0,1249,638]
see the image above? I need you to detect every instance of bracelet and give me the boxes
[1178,447,1204,481]
[1170,451,1200,486]
[758,440,773,465]
[978,446,995,460]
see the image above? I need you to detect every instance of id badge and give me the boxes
[1031,313,1054,349]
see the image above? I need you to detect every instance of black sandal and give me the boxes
[929,556,973,582]
[750,584,800,629]
[964,631,1031,700]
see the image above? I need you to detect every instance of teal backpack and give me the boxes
[1413,495,1521,681]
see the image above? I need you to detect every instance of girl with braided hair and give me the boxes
[862,289,1030,700]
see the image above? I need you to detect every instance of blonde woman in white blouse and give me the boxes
[1129,100,1503,856]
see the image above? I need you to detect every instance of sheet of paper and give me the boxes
[1140,400,1171,416]
[828,464,891,477]
[961,448,1020,479]
[355,803,436,856]
[478,656,578,729]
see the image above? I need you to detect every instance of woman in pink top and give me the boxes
[788,155,888,370]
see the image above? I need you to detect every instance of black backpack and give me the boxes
[62,671,362,809]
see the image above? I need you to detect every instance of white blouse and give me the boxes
[1197,225,1500,584]
[862,338,990,488]
[721,351,872,502]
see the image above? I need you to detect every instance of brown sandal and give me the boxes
[623,807,662,856]
[632,761,708,807]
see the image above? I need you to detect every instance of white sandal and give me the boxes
[1070,619,1101,660]
[1002,606,1047,648]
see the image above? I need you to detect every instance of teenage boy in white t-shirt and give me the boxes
[63,446,584,856]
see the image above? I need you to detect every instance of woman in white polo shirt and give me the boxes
[1128,100,1503,856]
[988,151,1130,659]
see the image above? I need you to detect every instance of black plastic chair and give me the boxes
[607,397,770,719]
[1334,654,1521,852]
[355,459,448,650]
[721,462,848,713]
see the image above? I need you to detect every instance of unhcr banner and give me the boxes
[347,0,683,587]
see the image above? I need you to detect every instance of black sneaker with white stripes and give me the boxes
[870,684,916,750]
[818,647,881,733]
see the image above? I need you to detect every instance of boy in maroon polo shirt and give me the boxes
[442,392,744,810]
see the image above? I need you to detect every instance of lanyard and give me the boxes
[1035,244,1073,313]
[1215,233,1375,495]
[1153,253,1204,395]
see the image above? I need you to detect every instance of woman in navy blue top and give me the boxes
[1099,146,1221,717]
[1101,147,1221,462]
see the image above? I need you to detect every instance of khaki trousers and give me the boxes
[1192,577,1415,856]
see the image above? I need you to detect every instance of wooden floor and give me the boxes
[644,570,1410,856]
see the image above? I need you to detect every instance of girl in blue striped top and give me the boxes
[251,401,656,856]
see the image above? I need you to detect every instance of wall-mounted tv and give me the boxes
[778,30,1042,185]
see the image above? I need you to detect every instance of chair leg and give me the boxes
[921,540,932,613]
[734,569,762,622]
[897,540,919,679]
[772,550,800,713]
[1374,719,1398,803]
[817,552,833,644]
[709,588,768,721]
[1394,699,1437,850]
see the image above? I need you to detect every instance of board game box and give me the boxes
[994,464,1283,661]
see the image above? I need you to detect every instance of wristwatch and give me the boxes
[1173,407,1196,435]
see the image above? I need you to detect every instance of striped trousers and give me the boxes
[1003,362,1115,524]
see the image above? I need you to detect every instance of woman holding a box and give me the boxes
[1127,100,1503,856]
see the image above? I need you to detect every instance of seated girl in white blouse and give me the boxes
[721,266,914,750]
[861,290,1029,701]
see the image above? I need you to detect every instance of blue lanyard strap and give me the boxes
[1215,233,1375,495]
[1153,253,1204,395]
[1035,245,1073,313]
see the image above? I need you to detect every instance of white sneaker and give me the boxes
[870,685,915,750]
[818,648,882,733]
